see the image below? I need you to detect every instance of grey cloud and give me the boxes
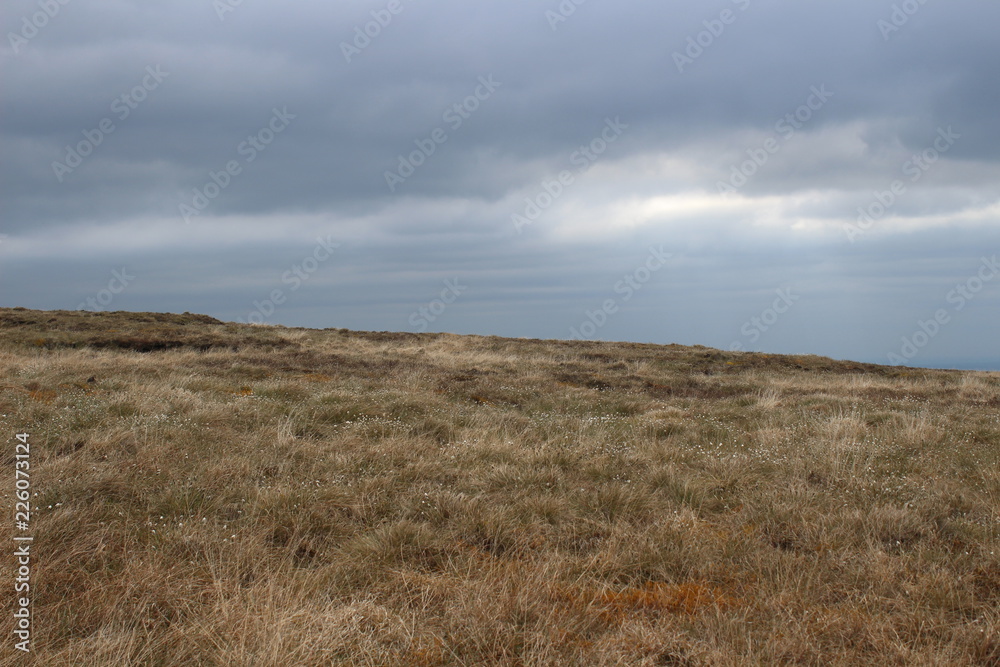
[1,0,998,369]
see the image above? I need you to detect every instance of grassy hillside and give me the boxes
[1,307,998,665]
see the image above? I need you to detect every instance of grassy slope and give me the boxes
[0,307,998,666]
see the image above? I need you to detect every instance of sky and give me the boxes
[2,0,998,371]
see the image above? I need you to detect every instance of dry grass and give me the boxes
[1,307,998,665]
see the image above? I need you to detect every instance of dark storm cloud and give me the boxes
[3,0,995,224]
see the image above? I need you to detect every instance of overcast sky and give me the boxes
[2,1,998,370]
